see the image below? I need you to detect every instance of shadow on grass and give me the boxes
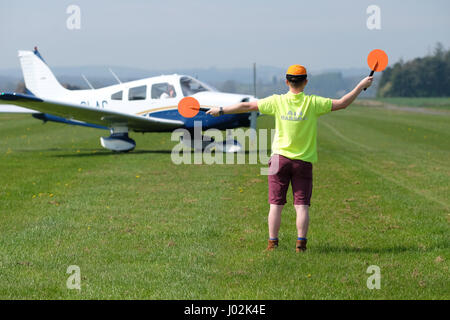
[312,244,445,254]
[42,149,270,158]
[12,148,172,157]
[49,149,175,157]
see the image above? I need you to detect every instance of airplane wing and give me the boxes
[0,104,39,113]
[0,93,184,132]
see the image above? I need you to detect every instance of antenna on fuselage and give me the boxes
[108,68,122,84]
[81,74,95,90]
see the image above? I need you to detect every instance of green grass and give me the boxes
[375,97,450,110]
[0,103,448,299]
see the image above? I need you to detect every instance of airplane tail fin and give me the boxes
[18,47,68,99]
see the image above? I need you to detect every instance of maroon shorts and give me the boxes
[268,154,313,206]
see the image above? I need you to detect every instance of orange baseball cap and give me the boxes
[286,64,307,76]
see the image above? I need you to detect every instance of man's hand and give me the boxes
[359,76,374,90]
[206,107,221,117]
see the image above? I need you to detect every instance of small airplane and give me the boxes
[0,47,258,152]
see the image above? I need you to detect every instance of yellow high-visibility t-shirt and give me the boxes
[258,91,332,163]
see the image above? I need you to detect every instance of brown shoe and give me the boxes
[266,239,278,251]
[296,239,307,252]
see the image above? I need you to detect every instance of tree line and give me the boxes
[377,43,450,97]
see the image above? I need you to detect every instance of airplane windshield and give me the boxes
[180,77,214,96]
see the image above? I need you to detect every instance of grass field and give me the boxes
[0,100,449,299]
[375,97,450,110]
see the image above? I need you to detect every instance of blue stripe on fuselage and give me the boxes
[31,110,250,132]
[149,110,251,130]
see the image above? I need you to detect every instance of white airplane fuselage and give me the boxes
[47,74,252,119]
[0,48,258,152]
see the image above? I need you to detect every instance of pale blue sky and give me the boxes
[0,0,449,71]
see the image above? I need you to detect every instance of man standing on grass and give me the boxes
[207,65,373,252]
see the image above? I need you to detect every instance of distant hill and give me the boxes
[0,64,374,98]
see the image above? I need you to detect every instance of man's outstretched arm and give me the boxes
[206,101,258,117]
[331,76,373,111]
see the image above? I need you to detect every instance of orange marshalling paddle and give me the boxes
[364,49,388,91]
[177,97,210,118]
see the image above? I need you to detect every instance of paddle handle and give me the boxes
[363,70,375,91]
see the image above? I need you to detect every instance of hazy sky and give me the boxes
[0,0,449,72]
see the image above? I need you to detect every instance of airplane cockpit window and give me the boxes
[111,90,123,100]
[180,77,213,96]
[151,83,177,99]
[128,85,147,101]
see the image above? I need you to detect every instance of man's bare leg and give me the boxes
[295,204,309,252]
[295,204,309,238]
[268,204,284,239]
[266,204,284,250]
